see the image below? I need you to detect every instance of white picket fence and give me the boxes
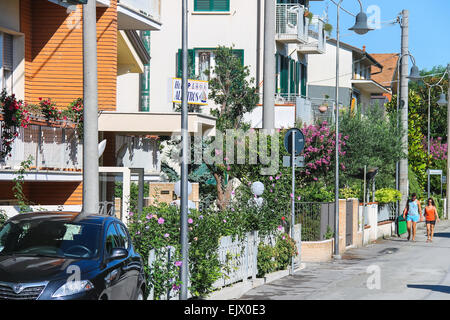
[146,225,301,300]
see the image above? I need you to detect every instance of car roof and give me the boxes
[7,212,116,226]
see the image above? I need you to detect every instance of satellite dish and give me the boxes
[98,139,107,158]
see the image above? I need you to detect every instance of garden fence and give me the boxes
[294,202,335,241]
[147,227,301,300]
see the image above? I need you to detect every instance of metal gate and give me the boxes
[346,200,353,246]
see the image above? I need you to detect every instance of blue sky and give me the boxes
[310,0,450,71]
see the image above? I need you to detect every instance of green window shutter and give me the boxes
[289,59,295,95]
[232,49,244,66]
[177,49,195,78]
[296,62,300,95]
[301,63,307,97]
[280,55,288,94]
[195,0,229,11]
[275,53,279,93]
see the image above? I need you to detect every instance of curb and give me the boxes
[206,263,307,300]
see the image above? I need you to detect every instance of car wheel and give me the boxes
[136,288,144,300]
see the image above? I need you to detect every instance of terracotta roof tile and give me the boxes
[371,53,400,93]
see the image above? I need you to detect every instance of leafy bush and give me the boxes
[375,188,402,204]
[274,234,298,270]
[340,185,361,199]
[256,243,277,278]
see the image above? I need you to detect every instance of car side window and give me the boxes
[116,223,129,250]
[105,224,120,256]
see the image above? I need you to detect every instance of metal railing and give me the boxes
[298,17,327,54]
[276,4,309,43]
[0,121,82,171]
[294,202,335,241]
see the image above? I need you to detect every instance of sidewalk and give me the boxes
[239,219,450,300]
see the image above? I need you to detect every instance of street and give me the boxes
[240,220,450,300]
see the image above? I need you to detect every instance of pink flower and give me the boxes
[164,233,170,238]
[269,176,273,181]
[174,261,182,267]
[158,217,165,224]
[278,225,283,231]
[188,218,193,224]
[223,219,227,223]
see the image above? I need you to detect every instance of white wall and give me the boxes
[117,73,140,112]
[307,40,353,97]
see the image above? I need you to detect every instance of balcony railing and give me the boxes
[298,17,327,54]
[275,4,309,44]
[0,122,82,171]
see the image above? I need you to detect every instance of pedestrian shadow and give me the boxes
[434,232,450,238]
[407,284,450,294]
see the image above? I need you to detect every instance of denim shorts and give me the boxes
[407,215,420,222]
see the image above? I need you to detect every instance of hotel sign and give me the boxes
[172,78,209,105]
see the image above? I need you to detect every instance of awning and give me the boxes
[98,112,216,136]
[351,79,391,95]
[117,2,161,31]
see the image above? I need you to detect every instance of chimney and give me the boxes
[362,45,366,52]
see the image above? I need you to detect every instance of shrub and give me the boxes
[256,243,277,278]
[274,233,298,270]
[375,188,402,204]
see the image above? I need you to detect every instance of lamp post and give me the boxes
[423,71,448,199]
[447,63,450,220]
[333,0,373,258]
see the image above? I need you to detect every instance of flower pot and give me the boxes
[318,105,328,113]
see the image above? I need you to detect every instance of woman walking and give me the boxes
[424,198,440,242]
[402,193,423,241]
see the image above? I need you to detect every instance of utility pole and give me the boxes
[399,10,409,209]
[180,0,189,301]
[262,0,275,129]
[82,0,99,216]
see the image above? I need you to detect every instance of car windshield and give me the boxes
[0,219,101,259]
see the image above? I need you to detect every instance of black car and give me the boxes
[0,212,146,300]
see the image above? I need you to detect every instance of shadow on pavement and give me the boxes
[434,233,450,238]
[407,284,450,294]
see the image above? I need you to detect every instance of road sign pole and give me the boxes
[291,131,295,276]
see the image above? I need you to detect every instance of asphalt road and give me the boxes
[240,220,450,300]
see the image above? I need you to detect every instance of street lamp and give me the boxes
[423,69,449,199]
[334,0,373,258]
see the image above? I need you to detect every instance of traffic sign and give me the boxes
[283,156,305,167]
[284,128,305,156]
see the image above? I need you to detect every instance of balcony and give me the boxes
[275,4,309,44]
[0,122,82,176]
[117,0,162,30]
[297,17,327,54]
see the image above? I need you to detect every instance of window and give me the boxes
[0,32,14,94]
[116,223,130,250]
[176,48,244,79]
[194,0,230,12]
[105,224,121,256]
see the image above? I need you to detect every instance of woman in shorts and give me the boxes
[424,198,440,242]
[402,193,423,241]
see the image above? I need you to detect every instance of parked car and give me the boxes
[0,212,146,300]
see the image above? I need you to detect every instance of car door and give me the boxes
[103,223,129,300]
[115,222,141,299]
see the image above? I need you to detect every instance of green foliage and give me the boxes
[256,243,277,278]
[207,46,259,131]
[324,225,334,240]
[274,234,298,270]
[340,106,404,195]
[114,182,150,213]
[340,185,361,199]
[12,156,34,213]
[408,166,424,200]
[375,188,402,204]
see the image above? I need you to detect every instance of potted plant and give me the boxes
[324,23,333,34]
[304,10,313,23]
[319,94,330,113]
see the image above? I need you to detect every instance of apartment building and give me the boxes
[149,0,327,129]
[0,0,202,219]
[307,38,391,121]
